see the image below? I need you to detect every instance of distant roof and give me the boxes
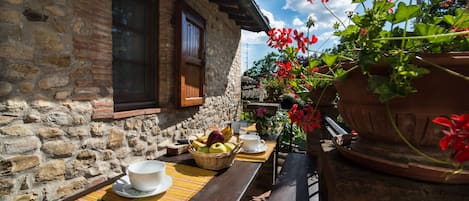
[210,0,270,33]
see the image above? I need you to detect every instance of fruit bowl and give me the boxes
[188,125,242,170]
[188,146,241,170]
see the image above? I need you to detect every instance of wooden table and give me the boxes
[68,138,279,201]
[158,154,264,201]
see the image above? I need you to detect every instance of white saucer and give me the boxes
[112,175,172,198]
[240,144,268,154]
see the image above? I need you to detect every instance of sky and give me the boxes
[240,0,359,73]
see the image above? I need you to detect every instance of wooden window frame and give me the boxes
[112,0,159,112]
[176,1,206,108]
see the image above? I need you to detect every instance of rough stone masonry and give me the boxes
[0,0,243,200]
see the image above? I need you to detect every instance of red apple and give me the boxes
[207,130,225,147]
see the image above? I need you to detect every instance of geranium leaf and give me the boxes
[308,59,320,68]
[322,54,338,67]
[414,23,451,43]
[443,15,455,25]
[352,0,365,3]
[392,2,420,24]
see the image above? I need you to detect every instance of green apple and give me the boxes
[224,142,235,152]
[197,146,209,153]
[209,142,228,153]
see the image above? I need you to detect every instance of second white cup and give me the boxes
[239,134,265,152]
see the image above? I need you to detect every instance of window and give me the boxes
[177,2,206,107]
[112,0,158,111]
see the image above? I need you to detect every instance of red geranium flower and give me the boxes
[432,114,469,163]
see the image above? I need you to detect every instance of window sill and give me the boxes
[113,108,162,119]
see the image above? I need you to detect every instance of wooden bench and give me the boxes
[269,153,319,201]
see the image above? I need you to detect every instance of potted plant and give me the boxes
[266,0,469,183]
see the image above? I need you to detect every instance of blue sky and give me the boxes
[240,0,359,73]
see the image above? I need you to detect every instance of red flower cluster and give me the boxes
[267,28,293,51]
[276,61,294,79]
[288,104,321,133]
[267,28,318,54]
[432,114,469,163]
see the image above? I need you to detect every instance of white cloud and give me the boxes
[283,0,357,31]
[241,30,268,44]
[261,8,285,28]
[292,17,304,26]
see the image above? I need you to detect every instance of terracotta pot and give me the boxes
[334,52,469,183]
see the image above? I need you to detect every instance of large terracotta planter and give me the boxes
[334,52,469,183]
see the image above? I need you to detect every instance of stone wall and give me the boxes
[0,0,242,200]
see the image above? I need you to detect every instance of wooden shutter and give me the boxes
[177,2,205,107]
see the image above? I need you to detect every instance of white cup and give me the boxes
[239,134,265,152]
[127,160,165,192]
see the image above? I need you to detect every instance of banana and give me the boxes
[197,135,208,144]
[221,124,233,142]
[191,140,206,149]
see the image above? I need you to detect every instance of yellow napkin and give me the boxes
[240,123,257,132]
[77,162,216,201]
[235,141,276,163]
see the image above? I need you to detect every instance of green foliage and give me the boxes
[244,52,279,79]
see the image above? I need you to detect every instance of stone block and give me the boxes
[13,193,38,201]
[1,99,29,116]
[0,81,12,97]
[45,112,73,126]
[3,136,40,154]
[31,100,54,111]
[67,126,89,138]
[37,127,65,139]
[0,124,34,136]
[76,149,96,162]
[0,155,40,175]
[0,9,21,24]
[108,128,125,149]
[115,147,130,159]
[19,82,34,94]
[64,101,93,114]
[35,160,65,182]
[56,177,88,198]
[102,150,115,160]
[44,6,66,17]
[81,138,106,150]
[0,115,15,125]
[0,178,13,195]
[5,64,40,80]
[55,91,71,100]
[23,113,41,123]
[42,141,75,158]
[38,74,69,89]
[0,42,34,61]
[90,122,105,136]
[40,55,71,67]
[33,29,63,51]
